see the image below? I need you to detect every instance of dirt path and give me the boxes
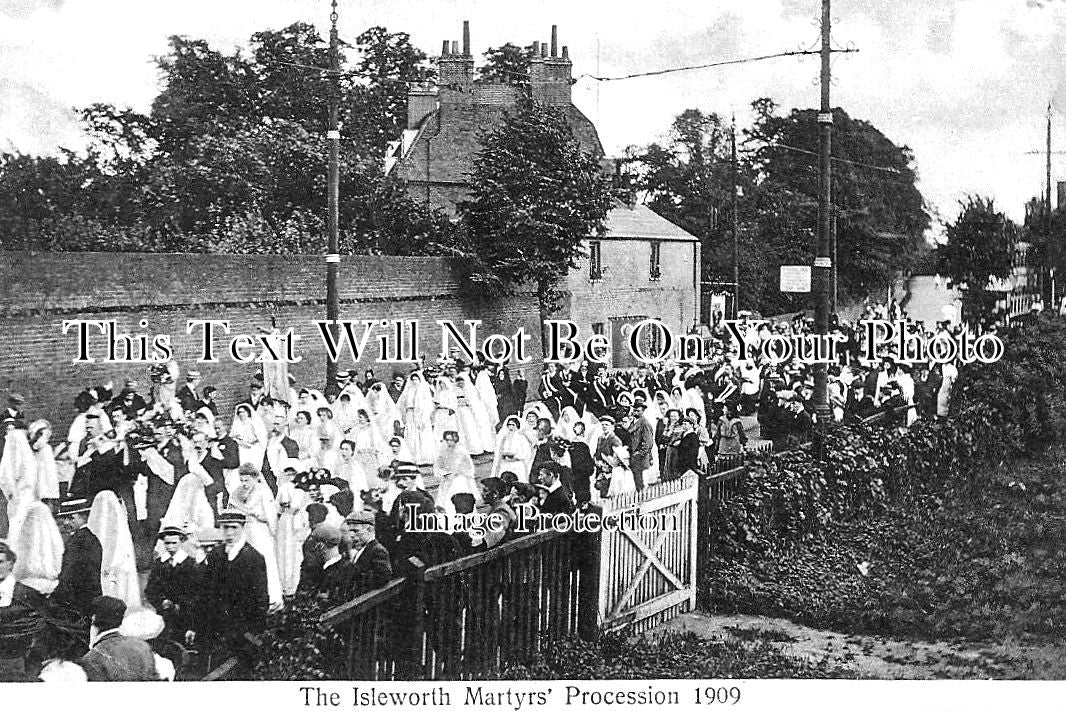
[647,611,1066,679]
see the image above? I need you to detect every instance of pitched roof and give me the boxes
[603,203,699,242]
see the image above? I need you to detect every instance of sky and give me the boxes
[2,0,1065,236]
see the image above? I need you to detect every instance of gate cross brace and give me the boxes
[609,500,686,619]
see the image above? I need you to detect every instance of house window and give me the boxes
[589,240,603,281]
[650,241,662,280]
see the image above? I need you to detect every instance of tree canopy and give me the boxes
[0,23,455,255]
[935,196,1015,291]
[458,98,615,313]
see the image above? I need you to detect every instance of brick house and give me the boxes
[385,22,701,367]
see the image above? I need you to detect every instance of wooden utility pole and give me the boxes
[812,0,834,429]
[325,0,341,391]
[731,115,740,316]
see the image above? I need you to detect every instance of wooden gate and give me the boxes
[596,472,698,635]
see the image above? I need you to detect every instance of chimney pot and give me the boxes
[540,42,548,58]
[551,25,558,57]
[562,45,569,59]
[462,20,471,56]
[452,40,459,55]
[441,40,450,56]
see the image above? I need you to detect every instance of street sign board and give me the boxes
[780,265,811,293]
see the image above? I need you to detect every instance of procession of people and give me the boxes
[0,303,967,682]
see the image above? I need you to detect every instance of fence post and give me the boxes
[695,472,711,610]
[576,507,603,642]
[398,557,426,680]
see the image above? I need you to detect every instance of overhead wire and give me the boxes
[577,48,857,82]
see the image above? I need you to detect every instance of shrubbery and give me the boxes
[701,315,1066,641]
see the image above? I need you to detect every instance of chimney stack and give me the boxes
[439,22,475,100]
[530,26,573,107]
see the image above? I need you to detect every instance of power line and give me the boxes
[765,142,903,174]
[577,48,857,82]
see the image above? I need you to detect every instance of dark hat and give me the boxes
[632,400,647,411]
[203,386,217,396]
[90,595,127,623]
[393,462,420,479]
[388,437,402,446]
[57,498,92,517]
[217,509,247,526]
[158,525,188,540]
[345,510,376,526]
[598,415,616,425]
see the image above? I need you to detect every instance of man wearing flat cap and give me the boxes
[52,498,102,618]
[297,523,351,599]
[189,510,268,655]
[343,510,392,596]
[144,526,201,642]
[78,595,158,681]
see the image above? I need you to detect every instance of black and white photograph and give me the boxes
[0,0,1065,706]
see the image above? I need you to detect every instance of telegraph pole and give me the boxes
[731,114,740,315]
[1047,102,1053,242]
[812,0,834,430]
[325,0,341,391]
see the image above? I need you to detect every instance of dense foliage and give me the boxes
[934,196,1016,322]
[0,23,458,255]
[702,315,1066,643]
[625,99,931,314]
[458,98,615,313]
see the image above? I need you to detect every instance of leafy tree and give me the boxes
[458,98,614,317]
[935,196,1014,295]
[478,43,534,89]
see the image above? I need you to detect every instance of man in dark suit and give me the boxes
[627,401,655,492]
[190,434,228,515]
[176,371,204,414]
[511,370,528,416]
[565,430,596,508]
[52,498,102,618]
[297,524,351,600]
[144,526,201,642]
[79,596,158,681]
[343,511,393,596]
[387,371,406,403]
[535,463,574,516]
[212,419,241,470]
[530,419,555,473]
[190,510,269,655]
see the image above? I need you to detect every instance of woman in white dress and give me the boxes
[231,403,268,470]
[605,449,637,498]
[229,463,283,611]
[315,406,342,472]
[0,429,36,541]
[87,490,141,610]
[557,406,583,442]
[433,430,481,516]
[350,410,389,492]
[11,500,63,595]
[491,416,533,483]
[432,377,461,447]
[474,367,500,430]
[454,373,489,455]
[334,440,369,498]
[398,372,437,466]
[27,420,59,504]
[289,410,318,463]
[367,383,402,444]
[275,470,310,597]
[333,391,358,438]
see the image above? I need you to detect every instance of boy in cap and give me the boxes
[144,525,201,642]
[188,510,268,655]
[52,498,102,618]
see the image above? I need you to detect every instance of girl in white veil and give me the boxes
[433,431,481,516]
[275,466,309,597]
[11,500,63,595]
[457,372,495,453]
[491,416,532,483]
[432,376,460,444]
[474,366,500,430]
[453,373,488,455]
[315,406,342,472]
[0,429,36,541]
[27,420,60,504]
[557,406,583,441]
[231,403,267,470]
[398,372,436,465]
[160,473,215,548]
[349,409,390,491]
[230,464,283,611]
[87,490,141,610]
[367,383,402,441]
[333,391,358,437]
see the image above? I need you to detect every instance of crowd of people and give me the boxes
[0,300,970,681]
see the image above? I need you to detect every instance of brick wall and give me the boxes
[0,252,544,433]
